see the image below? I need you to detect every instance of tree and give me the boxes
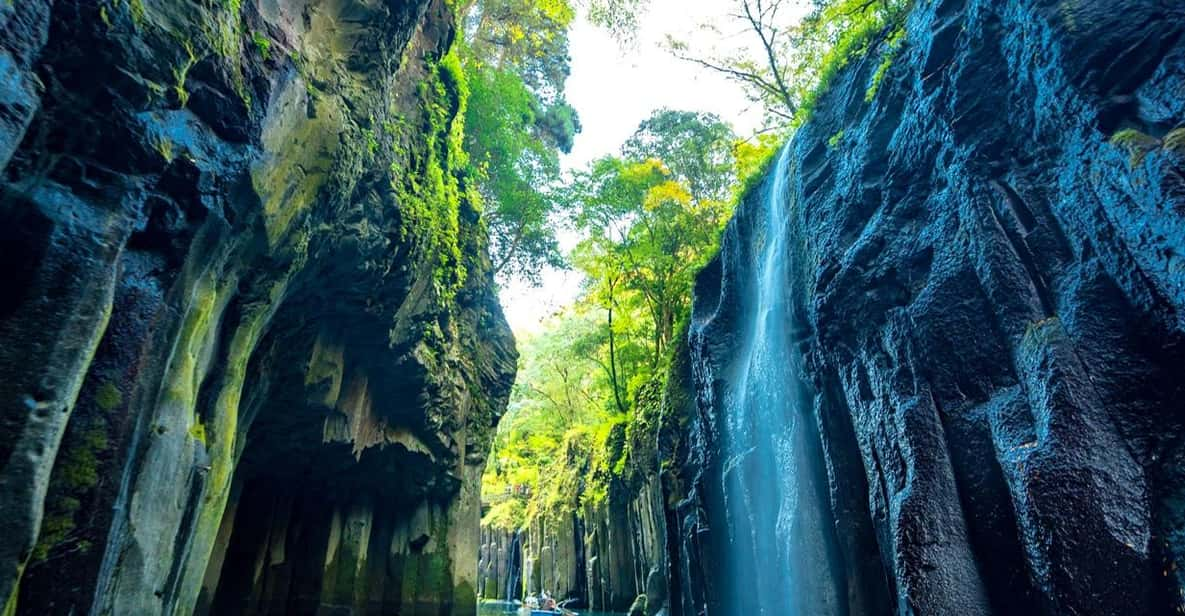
[461,0,582,284]
[481,110,743,535]
[463,62,568,283]
[579,0,650,44]
[667,0,909,128]
[667,0,800,123]
[459,0,656,285]
[623,109,738,201]
[569,110,737,368]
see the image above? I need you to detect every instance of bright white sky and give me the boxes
[498,0,769,335]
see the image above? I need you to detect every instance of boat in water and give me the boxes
[521,595,577,616]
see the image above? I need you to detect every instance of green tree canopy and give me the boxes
[482,110,744,520]
[461,0,581,284]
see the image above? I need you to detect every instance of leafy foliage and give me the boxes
[461,0,581,284]
[482,110,743,530]
[393,50,472,299]
[470,0,920,545]
[463,59,568,283]
[791,0,910,123]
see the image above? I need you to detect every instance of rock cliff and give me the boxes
[478,423,668,613]
[665,0,1185,615]
[0,1,515,615]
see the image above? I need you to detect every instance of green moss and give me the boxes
[865,26,906,102]
[31,426,109,561]
[59,431,106,490]
[252,31,271,60]
[154,136,175,161]
[193,0,248,109]
[95,382,122,411]
[795,0,910,126]
[189,420,207,445]
[1163,127,1185,153]
[172,40,197,107]
[253,89,341,244]
[454,581,477,613]
[3,576,17,616]
[182,280,288,609]
[828,129,845,148]
[127,0,145,25]
[1110,128,1160,167]
[391,49,473,301]
[163,278,221,405]
[1021,316,1062,353]
[364,127,379,156]
[425,551,453,596]
[145,79,168,104]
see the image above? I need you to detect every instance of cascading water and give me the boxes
[719,143,843,616]
[506,530,523,601]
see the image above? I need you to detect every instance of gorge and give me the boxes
[2,0,1185,615]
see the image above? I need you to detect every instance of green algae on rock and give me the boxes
[0,0,516,614]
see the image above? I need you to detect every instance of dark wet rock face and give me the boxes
[665,1,1185,615]
[0,1,515,615]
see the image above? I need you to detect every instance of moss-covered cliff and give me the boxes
[0,1,515,614]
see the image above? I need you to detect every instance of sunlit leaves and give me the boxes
[482,110,741,512]
[462,0,583,284]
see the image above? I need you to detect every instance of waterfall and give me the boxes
[719,143,843,616]
[506,529,523,601]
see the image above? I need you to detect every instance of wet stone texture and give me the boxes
[0,1,515,615]
[664,1,1185,615]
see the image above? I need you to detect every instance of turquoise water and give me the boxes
[478,600,624,616]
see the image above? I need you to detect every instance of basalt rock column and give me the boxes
[0,1,516,614]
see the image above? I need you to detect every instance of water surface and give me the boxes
[479,600,625,616]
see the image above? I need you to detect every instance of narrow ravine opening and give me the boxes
[4,1,1184,616]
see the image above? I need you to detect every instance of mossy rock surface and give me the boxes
[0,0,515,614]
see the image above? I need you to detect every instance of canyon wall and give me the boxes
[0,1,515,614]
[665,0,1185,615]
[478,423,668,613]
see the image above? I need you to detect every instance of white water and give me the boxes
[720,143,841,616]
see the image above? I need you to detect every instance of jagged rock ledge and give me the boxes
[0,1,515,615]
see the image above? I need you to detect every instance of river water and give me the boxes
[479,600,624,616]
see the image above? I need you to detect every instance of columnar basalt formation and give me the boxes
[477,525,522,601]
[665,1,1185,615]
[478,432,668,613]
[0,1,515,615]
